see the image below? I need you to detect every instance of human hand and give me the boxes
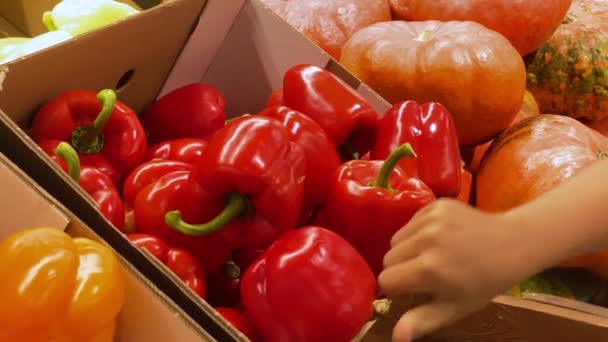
[378,199,542,341]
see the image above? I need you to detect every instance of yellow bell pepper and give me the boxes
[0,227,126,341]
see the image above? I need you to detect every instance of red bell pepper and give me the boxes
[215,308,261,342]
[31,89,147,182]
[143,83,226,143]
[132,168,241,274]
[241,226,377,342]
[144,138,208,164]
[325,143,436,276]
[282,64,379,158]
[165,115,306,250]
[372,101,462,198]
[258,105,340,211]
[206,261,241,307]
[265,89,283,107]
[123,160,193,208]
[127,233,206,298]
[50,142,125,231]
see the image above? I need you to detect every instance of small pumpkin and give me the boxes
[388,0,572,55]
[477,114,608,211]
[527,0,608,121]
[340,21,526,146]
[470,90,540,173]
[261,0,391,60]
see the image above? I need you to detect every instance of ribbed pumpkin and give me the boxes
[527,0,608,121]
[388,0,572,55]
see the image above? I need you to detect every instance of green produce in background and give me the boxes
[0,31,72,64]
[43,0,140,37]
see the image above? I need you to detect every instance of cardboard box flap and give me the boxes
[0,0,206,127]
[0,152,69,239]
[0,15,26,38]
[163,0,390,118]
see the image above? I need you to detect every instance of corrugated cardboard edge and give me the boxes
[0,152,214,341]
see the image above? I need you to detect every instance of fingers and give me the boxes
[390,199,466,247]
[390,202,435,246]
[383,230,428,268]
[378,257,437,297]
[392,301,459,342]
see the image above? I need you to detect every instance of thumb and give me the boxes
[392,301,457,342]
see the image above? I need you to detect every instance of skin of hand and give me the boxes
[378,160,608,341]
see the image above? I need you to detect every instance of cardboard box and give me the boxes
[0,0,607,341]
[0,0,144,37]
[0,151,214,341]
[0,14,26,38]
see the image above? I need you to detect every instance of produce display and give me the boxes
[18,64,463,341]
[387,0,572,55]
[0,227,126,341]
[340,20,527,146]
[0,0,140,65]
[5,0,608,340]
[527,0,608,121]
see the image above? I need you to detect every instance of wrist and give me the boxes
[503,205,591,271]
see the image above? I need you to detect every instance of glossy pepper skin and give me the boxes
[132,168,241,275]
[167,115,307,250]
[215,307,261,342]
[325,143,436,276]
[47,141,125,231]
[144,138,208,164]
[31,89,146,182]
[241,226,377,342]
[127,234,206,298]
[143,83,226,143]
[282,64,379,157]
[0,227,125,341]
[266,89,284,107]
[123,159,193,207]
[372,101,462,197]
[258,105,340,210]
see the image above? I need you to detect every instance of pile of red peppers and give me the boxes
[29,64,466,342]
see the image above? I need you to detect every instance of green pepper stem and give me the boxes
[42,12,57,31]
[165,193,247,235]
[71,89,116,154]
[372,143,416,189]
[55,142,80,182]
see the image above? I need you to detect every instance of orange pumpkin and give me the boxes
[477,114,608,211]
[340,21,526,146]
[477,115,608,278]
[261,0,391,60]
[470,90,540,173]
[388,0,572,55]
